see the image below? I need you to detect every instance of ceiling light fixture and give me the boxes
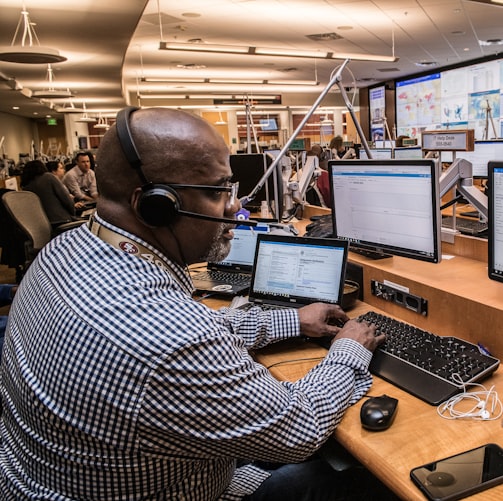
[32,64,74,99]
[159,41,399,63]
[0,7,67,64]
[75,103,97,123]
[215,111,227,125]
[94,115,109,129]
[141,76,319,86]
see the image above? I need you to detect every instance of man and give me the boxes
[63,151,98,202]
[0,107,386,500]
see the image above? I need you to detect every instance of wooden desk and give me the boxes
[200,211,503,499]
[252,300,503,501]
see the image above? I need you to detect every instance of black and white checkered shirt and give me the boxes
[0,215,373,500]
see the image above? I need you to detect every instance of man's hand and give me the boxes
[298,303,385,353]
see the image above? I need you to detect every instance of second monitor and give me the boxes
[328,158,442,263]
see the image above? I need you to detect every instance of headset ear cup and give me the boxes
[137,184,181,227]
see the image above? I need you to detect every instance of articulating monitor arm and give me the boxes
[439,157,488,220]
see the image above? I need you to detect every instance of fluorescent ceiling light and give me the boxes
[142,77,319,86]
[160,41,249,54]
[255,47,328,58]
[268,79,319,86]
[211,78,265,85]
[160,41,398,63]
[141,77,207,83]
[138,94,237,100]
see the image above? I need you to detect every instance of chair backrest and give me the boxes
[2,191,52,252]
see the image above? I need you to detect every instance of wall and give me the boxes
[0,112,39,163]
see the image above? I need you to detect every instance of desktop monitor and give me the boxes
[488,161,503,282]
[456,140,503,179]
[393,146,423,160]
[359,148,393,160]
[328,159,442,263]
[229,153,282,220]
[259,118,278,131]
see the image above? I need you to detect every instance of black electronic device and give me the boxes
[115,107,256,227]
[328,159,442,263]
[410,443,503,501]
[229,152,281,218]
[488,161,503,282]
[359,395,398,431]
[359,310,500,406]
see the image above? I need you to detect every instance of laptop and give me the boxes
[238,234,349,309]
[191,224,269,296]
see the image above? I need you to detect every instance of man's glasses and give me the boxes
[168,182,239,208]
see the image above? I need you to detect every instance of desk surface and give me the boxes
[201,294,503,501]
[200,209,503,500]
[249,300,503,501]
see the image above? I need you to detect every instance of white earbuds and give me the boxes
[437,376,502,421]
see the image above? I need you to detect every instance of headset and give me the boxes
[115,106,256,227]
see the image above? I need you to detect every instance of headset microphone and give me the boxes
[177,210,257,226]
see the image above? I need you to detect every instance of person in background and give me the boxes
[21,160,78,228]
[47,160,86,213]
[329,135,346,159]
[63,151,99,202]
[0,107,391,500]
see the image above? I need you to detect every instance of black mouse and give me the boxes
[360,395,398,431]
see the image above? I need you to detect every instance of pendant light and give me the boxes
[0,7,67,64]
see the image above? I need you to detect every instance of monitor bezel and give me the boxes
[328,158,442,264]
[488,161,503,282]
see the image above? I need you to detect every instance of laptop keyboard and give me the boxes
[358,311,500,405]
[192,270,250,286]
[442,215,488,235]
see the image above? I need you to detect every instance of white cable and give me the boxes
[437,374,503,421]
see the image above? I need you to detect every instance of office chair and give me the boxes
[1,191,83,280]
[0,189,28,282]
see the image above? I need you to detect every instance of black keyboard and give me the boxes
[358,311,500,405]
[442,215,488,235]
[191,270,250,286]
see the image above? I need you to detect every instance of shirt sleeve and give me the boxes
[88,170,98,198]
[51,176,75,215]
[138,309,373,467]
[214,305,299,349]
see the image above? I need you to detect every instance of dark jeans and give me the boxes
[243,457,400,501]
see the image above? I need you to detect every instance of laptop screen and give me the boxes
[248,234,349,307]
[211,225,269,271]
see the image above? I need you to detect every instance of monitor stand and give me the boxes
[350,246,393,260]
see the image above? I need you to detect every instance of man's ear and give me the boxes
[130,187,147,224]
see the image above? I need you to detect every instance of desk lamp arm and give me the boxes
[240,59,351,207]
[439,157,488,220]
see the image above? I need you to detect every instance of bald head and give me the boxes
[96,107,229,205]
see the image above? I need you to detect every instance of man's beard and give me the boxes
[199,223,231,263]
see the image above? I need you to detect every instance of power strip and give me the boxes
[370,280,428,316]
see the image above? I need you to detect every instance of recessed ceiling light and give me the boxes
[415,61,437,67]
[337,26,353,31]
[306,32,343,42]
[182,12,201,18]
[479,38,503,45]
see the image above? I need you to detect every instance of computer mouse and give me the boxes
[360,395,398,431]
